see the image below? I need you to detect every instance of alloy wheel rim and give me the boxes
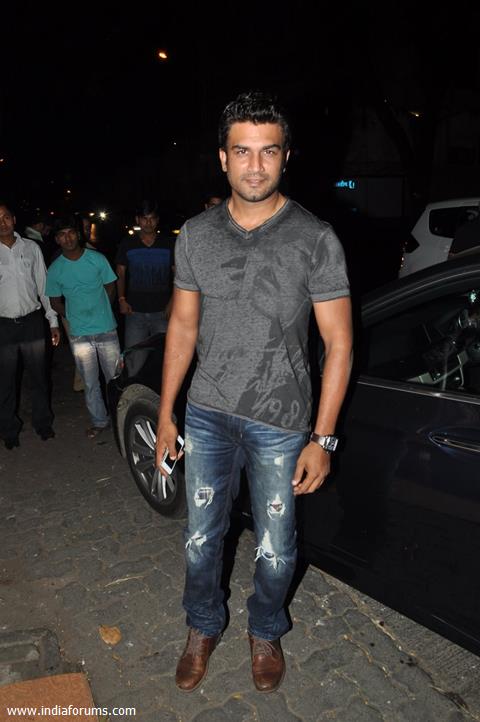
[129,415,176,503]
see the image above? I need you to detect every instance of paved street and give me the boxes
[0,345,479,721]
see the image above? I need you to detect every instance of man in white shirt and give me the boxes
[0,202,60,449]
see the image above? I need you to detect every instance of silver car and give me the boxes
[399,197,480,277]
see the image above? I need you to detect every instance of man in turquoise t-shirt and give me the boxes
[46,217,120,438]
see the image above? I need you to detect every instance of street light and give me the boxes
[157,49,168,60]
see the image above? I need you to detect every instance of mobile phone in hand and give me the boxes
[160,435,185,475]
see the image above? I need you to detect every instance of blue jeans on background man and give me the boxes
[69,330,120,428]
[125,311,168,376]
[125,310,168,346]
[183,402,307,641]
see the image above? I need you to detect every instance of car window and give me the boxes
[429,207,478,238]
[362,289,480,394]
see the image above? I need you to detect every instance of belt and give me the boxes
[0,309,39,324]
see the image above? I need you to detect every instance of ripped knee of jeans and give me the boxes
[185,530,207,559]
[254,530,286,572]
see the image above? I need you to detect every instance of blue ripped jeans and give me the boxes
[183,402,307,640]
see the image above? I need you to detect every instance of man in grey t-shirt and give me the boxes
[156,91,353,693]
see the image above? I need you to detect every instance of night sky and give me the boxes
[2,1,479,219]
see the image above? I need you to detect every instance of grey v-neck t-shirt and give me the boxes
[174,199,350,432]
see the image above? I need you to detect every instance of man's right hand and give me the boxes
[156,419,182,471]
[119,297,133,315]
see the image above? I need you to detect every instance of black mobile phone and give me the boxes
[160,435,185,475]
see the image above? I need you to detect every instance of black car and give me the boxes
[107,333,190,518]
[107,255,480,656]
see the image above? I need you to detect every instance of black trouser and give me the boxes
[0,310,53,438]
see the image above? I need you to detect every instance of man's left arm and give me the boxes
[292,296,353,496]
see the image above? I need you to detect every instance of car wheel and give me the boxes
[124,399,187,518]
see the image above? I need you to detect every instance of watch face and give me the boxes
[310,432,339,452]
[325,436,338,452]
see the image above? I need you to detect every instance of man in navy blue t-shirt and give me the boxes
[115,201,174,365]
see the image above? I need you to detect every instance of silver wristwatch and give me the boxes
[309,432,339,453]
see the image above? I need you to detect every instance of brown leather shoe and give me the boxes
[175,628,220,692]
[248,633,285,692]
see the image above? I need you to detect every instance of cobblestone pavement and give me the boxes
[0,348,479,721]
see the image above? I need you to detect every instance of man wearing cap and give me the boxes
[46,217,120,439]
[0,201,60,449]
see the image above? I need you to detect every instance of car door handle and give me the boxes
[430,433,480,453]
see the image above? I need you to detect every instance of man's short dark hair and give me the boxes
[0,200,15,215]
[218,91,291,151]
[53,216,79,235]
[26,210,48,226]
[135,200,159,217]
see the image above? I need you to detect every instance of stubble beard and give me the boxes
[231,172,282,204]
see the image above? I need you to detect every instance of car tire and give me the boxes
[124,399,187,518]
